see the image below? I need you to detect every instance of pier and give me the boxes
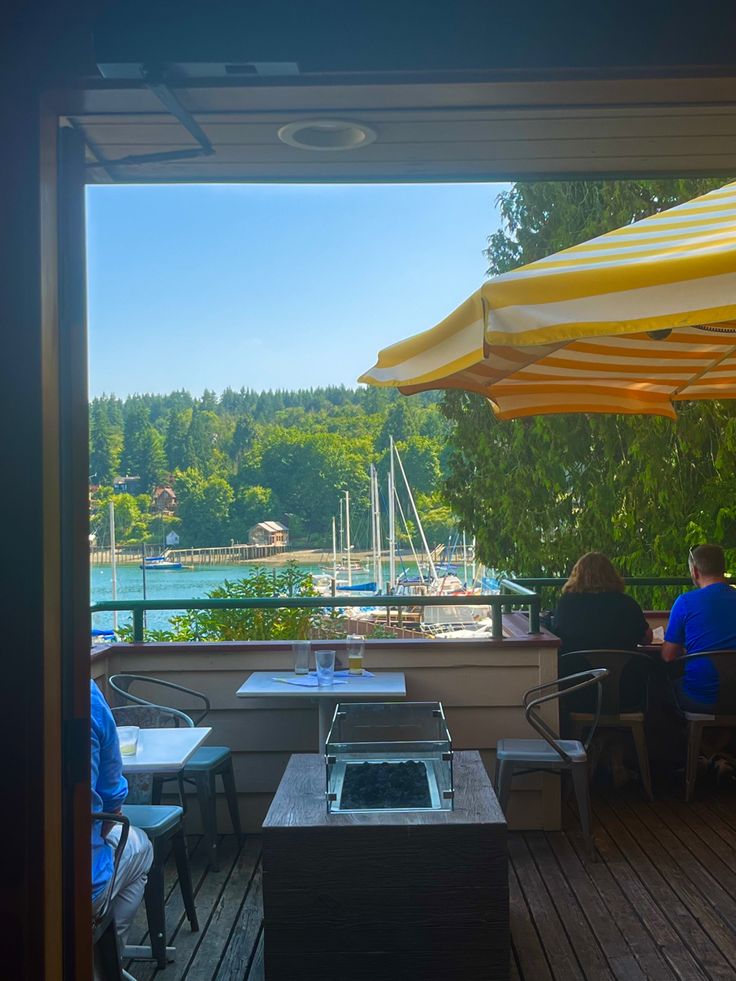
[89,543,288,565]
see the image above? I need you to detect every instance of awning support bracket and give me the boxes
[84,67,215,175]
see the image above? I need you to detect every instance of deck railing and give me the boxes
[512,576,695,612]
[91,581,541,643]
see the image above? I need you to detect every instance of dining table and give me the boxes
[119,725,212,773]
[235,671,407,749]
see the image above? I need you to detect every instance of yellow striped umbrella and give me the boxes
[359,181,736,419]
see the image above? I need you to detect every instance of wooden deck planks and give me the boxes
[184,837,261,981]
[134,836,242,981]
[135,791,736,981]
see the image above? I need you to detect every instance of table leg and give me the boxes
[318,700,338,751]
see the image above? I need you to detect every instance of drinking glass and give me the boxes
[117,725,140,756]
[315,649,336,686]
[346,634,365,675]
[292,639,310,675]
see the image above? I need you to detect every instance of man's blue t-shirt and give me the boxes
[665,582,736,704]
[91,681,128,900]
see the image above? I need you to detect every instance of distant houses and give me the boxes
[152,485,177,513]
[248,520,289,547]
[113,475,141,494]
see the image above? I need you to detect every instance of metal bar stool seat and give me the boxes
[122,804,198,968]
[496,738,588,763]
[495,668,608,860]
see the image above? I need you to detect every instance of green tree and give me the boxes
[376,399,422,451]
[258,430,370,538]
[142,564,320,641]
[184,407,224,475]
[230,485,273,540]
[175,468,234,546]
[442,178,732,582]
[91,488,149,543]
[89,399,121,483]
[165,409,191,472]
[120,401,167,490]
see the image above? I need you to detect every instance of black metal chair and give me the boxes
[495,669,608,860]
[110,674,242,871]
[121,802,198,968]
[110,703,199,968]
[92,811,130,981]
[667,651,736,801]
[561,649,654,800]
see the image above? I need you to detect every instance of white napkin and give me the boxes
[272,675,348,688]
[652,626,665,643]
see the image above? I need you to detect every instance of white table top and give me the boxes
[236,671,406,699]
[119,726,211,773]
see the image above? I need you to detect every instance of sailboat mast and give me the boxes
[374,465,383,590]
[339,497,344,557]
[394,442,438,581]
[462,530,468,585]
[332,516,338,583]
[109,500,118,632]
[388,437,396,590]
[370,465,380,590]
[345,490,352,586]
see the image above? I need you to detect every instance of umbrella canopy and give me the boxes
[359,181,736,419]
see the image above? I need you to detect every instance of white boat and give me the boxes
[140,555,183,570]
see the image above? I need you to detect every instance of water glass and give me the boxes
[346,633,365,675]
[293,639,310,675]
[315,648,336,687]
[117,725,140,756]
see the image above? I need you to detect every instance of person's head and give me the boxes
[688,544,726,586]
[562,552,624,594]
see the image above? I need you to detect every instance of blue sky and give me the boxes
[86,182,507,397]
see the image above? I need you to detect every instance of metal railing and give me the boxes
[91,586,542,643]
[512,576,696,613]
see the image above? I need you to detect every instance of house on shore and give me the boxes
[248,520,289,547]
[152,485,177,513]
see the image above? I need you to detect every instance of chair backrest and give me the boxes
[110,703,193,728]
[92,811,130,926]
[523,669,609,763]
[672,651,736,715]
[109,673,209,725]
[560,649,653,715]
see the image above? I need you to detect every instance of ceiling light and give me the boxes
[277,119,377,152]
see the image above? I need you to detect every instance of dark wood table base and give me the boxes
[262,750,509,981]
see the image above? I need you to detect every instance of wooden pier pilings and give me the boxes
[89,543,288,565]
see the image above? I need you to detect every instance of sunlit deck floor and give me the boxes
[128,785,736,981]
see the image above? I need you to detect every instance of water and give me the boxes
[90,560,390,633]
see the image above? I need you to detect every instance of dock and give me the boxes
[89,543,288,565]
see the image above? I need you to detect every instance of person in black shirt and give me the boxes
[552,551,652,656]
[552,553,653,783]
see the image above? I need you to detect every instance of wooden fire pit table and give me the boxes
[261,749,509,981]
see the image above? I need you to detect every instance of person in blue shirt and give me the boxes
[662,544,736,710]
[91,680,153,951]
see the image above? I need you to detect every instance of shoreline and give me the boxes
[241,548,374,566]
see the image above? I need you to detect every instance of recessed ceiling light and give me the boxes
[277,119,377,152]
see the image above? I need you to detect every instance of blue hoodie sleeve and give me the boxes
[90,681,128,811]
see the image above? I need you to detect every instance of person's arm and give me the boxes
[642,625,654,646]
[92,685,128,814]
[661,640,684,663]
[662,596,686,663]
